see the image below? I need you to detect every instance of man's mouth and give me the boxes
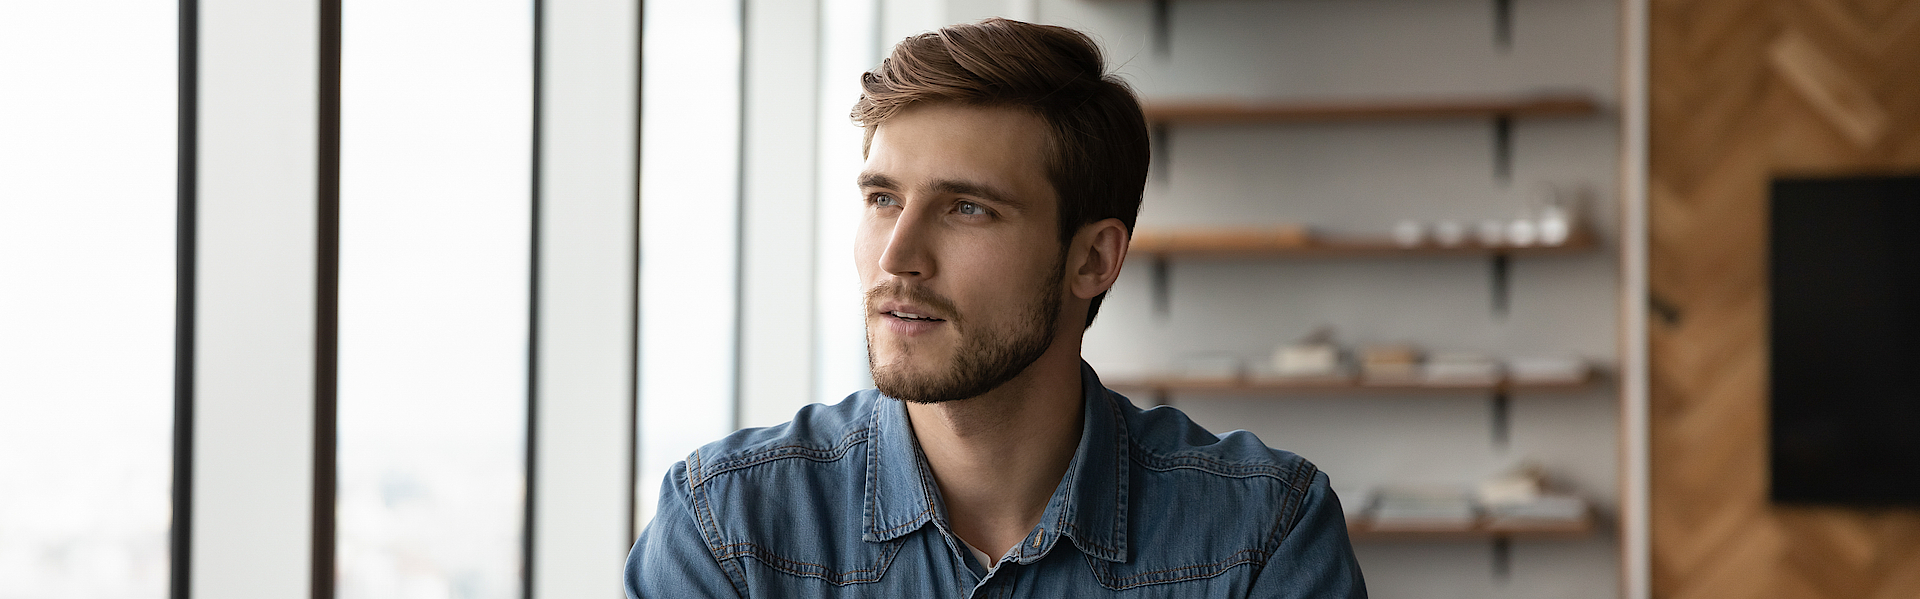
[887,310,945,322]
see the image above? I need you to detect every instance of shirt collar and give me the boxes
[861,361,1132,564]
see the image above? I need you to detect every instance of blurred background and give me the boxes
[2,0,1916,598]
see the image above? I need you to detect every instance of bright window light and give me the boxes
[636,0,743,527]
[0,2,176,597]
[336,1,531,597]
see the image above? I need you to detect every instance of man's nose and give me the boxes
[877,207,934,279]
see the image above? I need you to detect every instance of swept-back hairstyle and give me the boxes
[851,18,1150,328]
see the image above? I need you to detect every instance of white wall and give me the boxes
[534,0,640,595]
[193,1,319,597]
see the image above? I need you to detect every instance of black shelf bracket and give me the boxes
[1152,123,1172,187]
[1493,0,1514,51]
[1151,255,1173,319]
[1490,389,1511,449]
[1152,0,1173,58]
[1492,536,1513,580]
[1492,115,1514,184]
[1489,253,1511,318]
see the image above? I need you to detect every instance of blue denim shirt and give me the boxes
[626,362,1366,598]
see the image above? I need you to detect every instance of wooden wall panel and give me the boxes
[1648,0,1920,596]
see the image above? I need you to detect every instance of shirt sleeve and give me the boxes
[625,461,746,599]
[1248,469,1368,598]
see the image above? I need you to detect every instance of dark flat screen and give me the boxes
[1769,175,1920,505]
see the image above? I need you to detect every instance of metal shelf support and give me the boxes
[1490,253,1512,317]
[1152,0,1173,57]
[1491,389,1511,449]
[1494,0,1515,50]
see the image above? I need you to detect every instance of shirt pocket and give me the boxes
[718,537,904,587]
[1083,548,1265,592]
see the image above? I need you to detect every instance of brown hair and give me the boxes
[851,18,1150,327]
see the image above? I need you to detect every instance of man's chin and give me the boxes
[871,360,961,404]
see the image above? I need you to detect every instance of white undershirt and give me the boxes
[964,540,999,571]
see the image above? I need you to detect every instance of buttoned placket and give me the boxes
[863,361,1134,596]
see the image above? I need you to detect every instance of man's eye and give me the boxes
[956,201,984,216]
[871,193,898,207]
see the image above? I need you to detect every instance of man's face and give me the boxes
[856,103,1066,404]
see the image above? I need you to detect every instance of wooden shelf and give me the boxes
[1106,372,1597,397]
[1130,226,1599,259]
[1143,94,1601,125]
[1348,514,1596,541]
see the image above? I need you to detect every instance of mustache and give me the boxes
[864,279,960,322]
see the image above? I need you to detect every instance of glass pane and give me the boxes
[636,0,742,525]
[0,3,177,597]
[336,1,532,597]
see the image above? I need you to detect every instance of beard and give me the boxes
[866,257,1064,404]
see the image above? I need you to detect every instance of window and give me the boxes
[0,3,177,597]
[336,0,532,595]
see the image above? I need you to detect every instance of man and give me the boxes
[627,18,1365,598]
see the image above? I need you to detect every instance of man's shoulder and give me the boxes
[1116,392,1320,486]
[1092,390,1343,587]
[683,390,881,483]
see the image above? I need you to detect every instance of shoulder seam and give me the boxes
[1260,460,1320,565]
[1128,444,1300,480]
[684,449,752,596]
[691,426,871,487]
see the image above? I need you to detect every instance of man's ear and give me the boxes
[1067,218,1130,301]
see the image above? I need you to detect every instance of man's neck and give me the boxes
[905,345,1086,566]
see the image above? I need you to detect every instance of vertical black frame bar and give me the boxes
[172,1,198,597]
[730,0,749,432]
[315,0,343,597]
[524,1,544,597]
[627,0,646,544]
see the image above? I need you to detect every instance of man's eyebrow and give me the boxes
[857,173,1026,210]
[930,179,1023,209]
[857,172,898,190]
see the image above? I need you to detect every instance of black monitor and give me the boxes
[1769,174,1920,505]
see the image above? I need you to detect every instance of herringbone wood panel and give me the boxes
[1650,0,1920,597]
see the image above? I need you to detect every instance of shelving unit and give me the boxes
[1133,225,1601,316]
[1143,95,1600,124]
[1347,511,1599,578]
[1347,514,1595,541]
[1068,0,1628,590]
[1111,371,1600,452]
[1144,93,1605,181]
[1106,372,1598,397]
[1130,226,1598,259]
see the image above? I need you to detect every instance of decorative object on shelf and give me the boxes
[1475,219,1506,247]
[1353,466,1595,538]
[1105,354,1601,395]
[1507,356,1592,384]
[1131,224,1596,257]
[1359,344,1423,382]
[1172,354,1242,382]
[1391,220,1426,248]
[1271,327,1345,378]
[1366,485,1478,531]
[1506,217,1539,247]
[1424,352,1502,385]
[1538,183,1590,247]
[1477,464,1593,530]
[1433,220,1467,247]
[1477,463,1548,506]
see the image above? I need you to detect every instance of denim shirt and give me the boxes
[626,362,1366,598]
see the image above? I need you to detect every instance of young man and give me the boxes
[627,19,1365,598]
